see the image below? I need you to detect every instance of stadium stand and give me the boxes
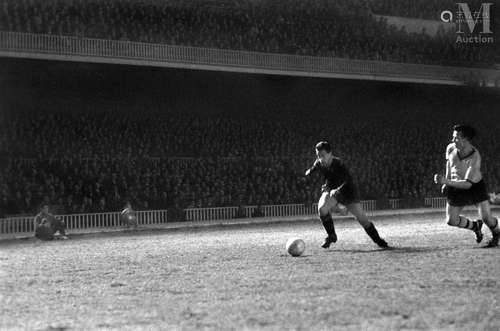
[0,0,497,67]
[369,0,492,20]
[1,63,499,217]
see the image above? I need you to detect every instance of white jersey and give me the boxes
[446,143,482,183]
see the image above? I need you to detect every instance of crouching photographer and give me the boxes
[120,202,138,229]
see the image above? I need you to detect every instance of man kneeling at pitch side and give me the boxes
[120,202,138,228]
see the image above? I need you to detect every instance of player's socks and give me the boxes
[485,217,500,248]
[364,223,388,248]
[452,216,483,243]
[320,214,337,248]
[474,220,483,243]
[456,216,478,230]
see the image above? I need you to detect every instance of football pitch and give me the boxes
[1,214,499,331]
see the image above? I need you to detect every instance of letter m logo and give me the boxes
[456,3,493,34]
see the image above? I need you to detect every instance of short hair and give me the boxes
[315,141,332,153]
[453,124,476,140]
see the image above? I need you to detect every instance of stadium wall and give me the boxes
[1,31,499,86]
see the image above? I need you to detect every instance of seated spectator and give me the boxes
[34,204,68,240]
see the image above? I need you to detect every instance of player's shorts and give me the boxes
[321,182,360,205]
[446,179,490,207]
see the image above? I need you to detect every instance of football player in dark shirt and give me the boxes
[305,141,388,249]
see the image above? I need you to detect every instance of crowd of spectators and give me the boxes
[1,96,499,217]
[0,0,497,67]
[369,0,493,20]
[1,54,499,217]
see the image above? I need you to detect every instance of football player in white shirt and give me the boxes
[434,124,499,247]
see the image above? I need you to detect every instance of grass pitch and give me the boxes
[1,214,499,331]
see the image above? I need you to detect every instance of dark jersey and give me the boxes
[309,157,354,191]
[308,157,359,204]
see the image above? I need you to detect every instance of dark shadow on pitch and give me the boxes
[280,254,313,258]
[324,246,455,254]
[323,247,391,253]
[380,246,455,253]
[474,245,500,250]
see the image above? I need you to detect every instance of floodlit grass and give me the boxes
[1,214,499,330]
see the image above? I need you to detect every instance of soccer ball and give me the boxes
[286,238,305,257]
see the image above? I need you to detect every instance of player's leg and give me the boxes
[55,219,68,239]
[446,203,483,243]
[318,191,338,248]
[346,202,388,248]
[477,200,499,247]
[50,220,60,238]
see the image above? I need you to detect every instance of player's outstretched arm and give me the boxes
[305,159,320,177]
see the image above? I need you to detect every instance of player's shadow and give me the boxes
[324,248,387,254]
[325,246,453,254]
[472,245,499,250]
[279,254,314,258]
[378,246,454,253]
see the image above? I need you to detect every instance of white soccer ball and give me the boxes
[286,238,305,257]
